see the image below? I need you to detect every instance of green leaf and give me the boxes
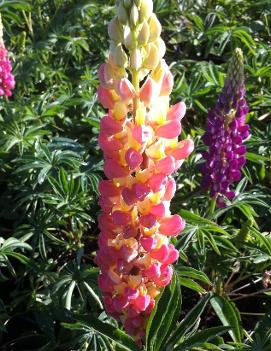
[75,315,140,351]
[166,293,211,348]
[210,295,243,342]
[146,272,181,351]
[175,326,231,351]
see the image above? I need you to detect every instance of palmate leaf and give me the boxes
[70,314,140,351]
[146,272,181,351]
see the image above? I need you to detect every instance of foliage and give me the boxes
[0,0,270,350]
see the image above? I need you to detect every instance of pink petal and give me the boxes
[134,294,151,312]
[132,125,150,144]
[159,215,185,236]
[145,298,155,315]
[98,133,123,154]
[122,187,137,206]
[139,214,156,228]
[116,78,135,100]
[167,102,186,121]
[163,244,179,265]
[150,244,169,262]
[160,70,174,96]
[143,263,161,279]
[125,288,139,300]
[100,114,123,136]
[104,159,129,179]
[140,77,155,105]
[132,183,150,201]
[112,210,131,226]
[148,174,167,193]
[99,180,120,198]
[156,156,175,175]
[113,295,129,312]
[156,120,181,139]
[97,86,115,109]
[125,148,143,169]
[155,265,173,287]
[140,236,157,251]
[163,177,176,201]
[171,139,194,160]
[150,203,166,218]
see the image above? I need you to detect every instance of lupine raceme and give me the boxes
[201,48,250,208]
[96,0,194,345]
[0,14,15,97]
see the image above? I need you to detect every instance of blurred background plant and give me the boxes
[0,0,270,350]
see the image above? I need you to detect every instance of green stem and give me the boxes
[132,70,140,121]
[208,194,218,216]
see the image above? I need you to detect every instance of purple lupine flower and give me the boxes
[0,14,15,97]
[201,48,250,208]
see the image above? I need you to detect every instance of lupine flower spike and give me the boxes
[96,0,194,345]
[0,14,15,97]
[201,48,250,208]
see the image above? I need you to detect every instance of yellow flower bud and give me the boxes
[108,17,123,43]
[154,37,166,59]
[139,0,153,22]
[135,104,146,125]
[130,48,142,70]
[117,3,128,24]
[114,44,128,68]
[113,101,128,120]
[148,14,162,42]
[143,43,159,70]
[130,3,139,27]
[137,20,150,46]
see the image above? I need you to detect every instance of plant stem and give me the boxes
[208,194,218,216]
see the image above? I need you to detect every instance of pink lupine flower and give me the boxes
[96,0,194,345]
[0,15,15,97]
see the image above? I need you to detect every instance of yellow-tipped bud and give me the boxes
[130,3,139,27]
[113,101,128,120]
[114,44,128,68]
[154,38,166,59]
[108,17,123,43]
[138,20,150,45]
[117,3,129,24]
[130,48,142,70]
[139,0,153,22]
[148,14,162,42]
[143,43,159,70]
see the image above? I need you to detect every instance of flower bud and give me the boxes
[114,44,128,68]
[118,3,129,24]
[154,38,166,59]
[148,14,162,42]
[139,0,153,22]
[123,26,134,49]
[130,48,142,70]
[130,4,139,27]
[138,20,150,45]
[108,17,123,43]
[143,43,159,70]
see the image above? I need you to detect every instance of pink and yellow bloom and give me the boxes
[96,0,193,344]
[0,14,15,97]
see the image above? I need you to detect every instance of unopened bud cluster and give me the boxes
[96,0,193,345]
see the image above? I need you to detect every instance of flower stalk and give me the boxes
[201,48,250,208]
[96,0,193,344]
